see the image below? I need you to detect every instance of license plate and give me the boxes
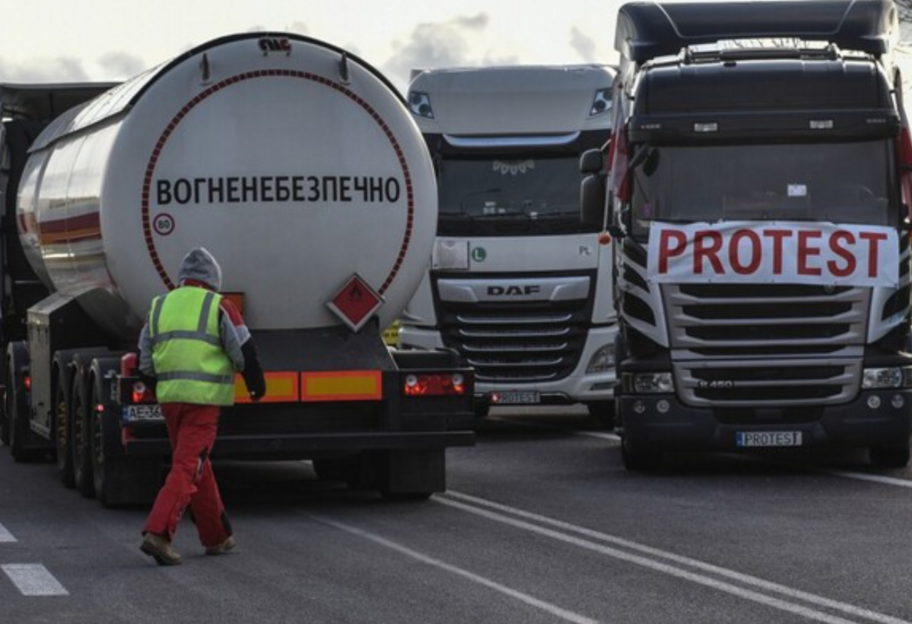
[492,391,540,405]
[736,431,803,447]
[123,405,164,422]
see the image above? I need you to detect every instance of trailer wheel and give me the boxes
[7,360,39,463]
[869,445,911,469]
[0,387,8,447]
[54,375,75,488]
[90,382,122,506]
[88,363,159,508]
[71,370,95,498]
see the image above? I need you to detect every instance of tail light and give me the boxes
[404,373,467,397]
[120,352,156,404]
[23,376,31,391]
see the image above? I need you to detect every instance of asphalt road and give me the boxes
[2,406,912,624]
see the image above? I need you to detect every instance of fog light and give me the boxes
[867,395,882,409]
[586,344,616,374]
[657,400,670,413]
[892,394,905,409]
[633,400,646,414]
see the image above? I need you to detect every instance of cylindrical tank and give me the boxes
[16,33,436,340]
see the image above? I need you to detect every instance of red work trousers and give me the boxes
[142,403,231,548]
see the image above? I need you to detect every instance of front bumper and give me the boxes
[400,325,618,403]
[619,389,912,452]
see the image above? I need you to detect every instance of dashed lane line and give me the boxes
[310,514,599,624]
[1,564,68,596]
[0,523,17,542]
[440,491,911,624]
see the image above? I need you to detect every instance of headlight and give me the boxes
[862,367,911,389]
[586,344,616,374]
[625,372,674,394]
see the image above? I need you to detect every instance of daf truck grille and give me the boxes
[665,283,869,407]
[433,273,594,383]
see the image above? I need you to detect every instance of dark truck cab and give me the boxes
[582,0,912,469]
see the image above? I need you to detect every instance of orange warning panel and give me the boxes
[301,370,383,402]
[234,371,299,404]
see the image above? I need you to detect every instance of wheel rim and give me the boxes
[55,388,68,460]
[92,389,104,475]
[73,401,85,467]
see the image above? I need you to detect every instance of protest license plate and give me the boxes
[736,431,802,447]
[493,391,540,405]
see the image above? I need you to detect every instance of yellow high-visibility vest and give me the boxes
[149,287,235,406]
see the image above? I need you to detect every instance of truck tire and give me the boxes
[54,375,75,488]
[0,388,8,447]
[376,450,441,501]
[7,361,40,463]
[71,370,95,498]
[869,445,911,469]
[620,436,662,472]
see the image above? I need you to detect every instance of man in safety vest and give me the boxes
[138,247,266,566]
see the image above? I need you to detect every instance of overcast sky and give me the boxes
[0,1,622,93]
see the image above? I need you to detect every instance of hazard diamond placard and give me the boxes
[326,273,385,332]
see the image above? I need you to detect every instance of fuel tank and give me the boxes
[16,33,436,339]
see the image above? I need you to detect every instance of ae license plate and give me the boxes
[493,391,540,405]
[736,431,802,447]
[123,405,164,422]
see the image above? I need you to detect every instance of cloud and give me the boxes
[0,56,90,83]
[570,27,597,62]
[98,52,147,80]
[382,13,498,90]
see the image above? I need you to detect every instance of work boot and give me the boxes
[205,535,236,556]
[141,533,182,566]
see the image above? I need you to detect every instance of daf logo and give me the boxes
[488,285,541,296]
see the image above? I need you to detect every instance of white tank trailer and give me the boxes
[0,33,474,506]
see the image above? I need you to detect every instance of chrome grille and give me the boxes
[434,274,594,383]
[664,283,869,407]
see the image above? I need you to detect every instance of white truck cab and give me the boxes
[399,65,617,423]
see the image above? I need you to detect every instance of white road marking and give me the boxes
[310,514,599,624]
[2,564,68,596]
[577,431,621,442]
[441,491,911,624]
[0,523,17,542]
[822,471,912,489]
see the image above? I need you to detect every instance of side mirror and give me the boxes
[579,148,604,175]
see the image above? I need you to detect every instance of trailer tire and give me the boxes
[869,445,911,469]
[54,375,75,488]
[7,360,40,463]
[71,371,95,498]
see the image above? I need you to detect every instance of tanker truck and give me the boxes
[0,32,474,506]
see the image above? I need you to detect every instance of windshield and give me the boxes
[630,141,894,239]
[437,156,595,236]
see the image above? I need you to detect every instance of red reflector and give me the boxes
[404,373,466,397]
[23,376,31,391]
